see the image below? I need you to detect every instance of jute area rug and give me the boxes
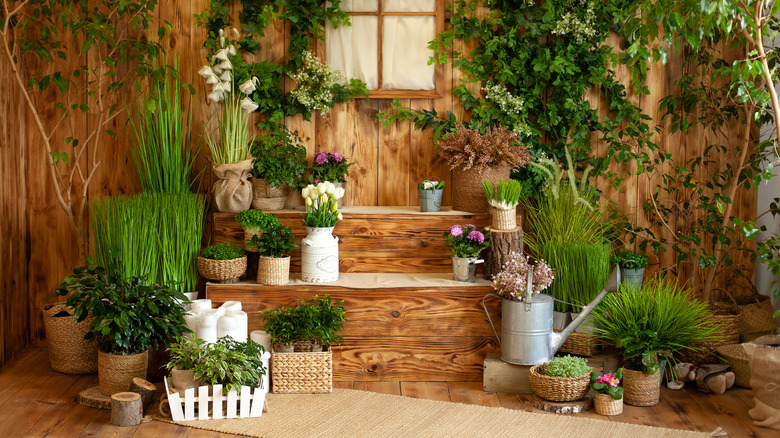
[154,389,709,438]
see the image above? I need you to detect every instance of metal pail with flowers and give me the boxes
[418,179,444,212]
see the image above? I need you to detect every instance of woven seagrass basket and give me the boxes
[244,230,263,252]
[594,393,623,416]
[716,344,751,388]
[681,302,743,365]
[257,256,290,285]
[98,349,148,396]
[622,368,660,407]
[528,363,591,402]
[43,304,98,374]
[452,165,511,213]
[557,332,601,357]
[491,206,517,230]
[197,256,247,283]
[271,347,332,394]
[252,179,287,211]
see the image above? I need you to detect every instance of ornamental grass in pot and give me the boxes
[482,179,523,230]
[591,276,719,406]
[247,222,299,286]
[55,259,189,396]
[436,124,531,213]
[529,355,591,402]
[197,243,247,283]
[250,126,308,211]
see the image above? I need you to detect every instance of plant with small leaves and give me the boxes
[262,306,302,347]
[246,224,299,258]
[250,125,308,188]
[611,249,648,270]
[590,369,624,400]
[235,210,279,233]
[305,295,347,347]
[482,179,524,210]
[201,243,245,261]
[418,179,445,191]
[544,355,590,378]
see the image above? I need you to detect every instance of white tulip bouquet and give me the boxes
[199,28,258,165]
[301,181,345,228]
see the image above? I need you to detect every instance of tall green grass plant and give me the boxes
[542,243,610,311]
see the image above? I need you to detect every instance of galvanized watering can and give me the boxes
[482,268,621,365]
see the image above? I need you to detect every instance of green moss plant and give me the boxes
[201,243,245,261]
[545,355,590,378]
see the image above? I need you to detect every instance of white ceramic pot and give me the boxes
[301,226,339,283]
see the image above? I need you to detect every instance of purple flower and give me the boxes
[464,224,476,230]
[331,152,343,163]
[448,225,463,237]
[467,230,484,243]
[314,152,328,165]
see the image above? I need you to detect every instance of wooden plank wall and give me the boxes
[0,1,753,357]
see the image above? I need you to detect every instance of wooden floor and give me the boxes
[0,347,773,437]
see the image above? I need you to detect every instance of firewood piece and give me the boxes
[128,377,156,412]
[110,392,143,427]
[484,226,524,279]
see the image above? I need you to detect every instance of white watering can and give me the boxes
[482,267,621,365]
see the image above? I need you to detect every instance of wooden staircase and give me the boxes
[206,207,518,381]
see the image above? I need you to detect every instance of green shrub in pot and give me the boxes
[262,306,302,351]
[250,126,308,189]
[305,295,347,350]
[610,249,648,270]
[235,210,280,233]
[246,224,299,258]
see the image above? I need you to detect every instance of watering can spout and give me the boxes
[550,267,621,355]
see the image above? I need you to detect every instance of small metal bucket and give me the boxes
[419,188,443,212]
[620,267,645,290]
[452,256,479,282]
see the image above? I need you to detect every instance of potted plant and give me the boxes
[591,276,719,406]
[55,259,189,396]
[300,181,345,283]
[611,248,648,290]
[418,179,445,212]
[310,151,354,209]
[482,179,523,230]
[591,369,624,416]
[235,210,280,251]
[247,223,300,285]
[529,355,591,402]
[262,306,302,353]
[443,224,490,282]
[435,124,531,213]
[199,28,256,213]
[304,295,347,352]
[197,243,247,283]
[250,127,308,211]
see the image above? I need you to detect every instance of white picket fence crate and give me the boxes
[163,376,266,421]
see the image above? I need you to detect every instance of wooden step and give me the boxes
[213,206,520,273]
[206,273,502,381]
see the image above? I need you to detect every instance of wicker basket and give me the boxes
[557,332,601,357]
[271,347,332,394]
[681,302,743,365]
[43,304,98,374]
[716,344,751,388]
[197,256,247,283]
[622,368,660,407]
[491,206,517,230]
[244,230,263,252]
[252,179,288,211]
[594,393,623,416]
[98,349,148,396]
[528,363,591,402]
[257,256,290,285]
[452,165,511,213]
[721,293,778,340]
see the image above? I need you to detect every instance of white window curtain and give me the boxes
[339,0,378,12]
[326,16,379,90]
[383,0,435,12]
[382,16,435,90]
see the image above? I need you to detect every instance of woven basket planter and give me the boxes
[197,255,247,283]
[252,178,288,211]
[271,347,332,394]
[528,364,591,402]
[43,304,98,374]
[452,165,511,213]
[720,293,778,341]
[491,206,517,230]
[244,230,263,252]
[594,393,623,416]
[680,302,743,365]
[557,332,601,357]
[716,344,751,388]
[622,368,660,407]
[257,256,290,285]
[98,349,148,396]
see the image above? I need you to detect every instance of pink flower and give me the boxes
[331,152,343,163]
[467,230,484,243]
[314,178,321,184]
[314,152,328,165]
[449,225,463,237]
[597,373,619,386]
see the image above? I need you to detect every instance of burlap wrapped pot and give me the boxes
[98,349,149,396]
[212,159,253,213]
[43,304,98,374]
[452,164,511,213]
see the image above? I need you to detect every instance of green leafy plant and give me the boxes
[301,182,345,228]
[235,210,279,233]
[54,257,190,355]
[442,225,490,258]
[482,179,523,210]
[591,276,719,374]
[201,243,245,261]
[250,125,308,188]
[262,305,302,347]
[166,336,266,394]
[305,295,347,347]
[435,124,531,173]
[545,355,590,378]
[246,224,299,258]
[590,369,624,400]
[418,179,445,190]
[262,295,347,349]
[310,152,354,183]
[611,249,648,270]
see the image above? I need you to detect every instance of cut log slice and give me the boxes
[128,377,156,412]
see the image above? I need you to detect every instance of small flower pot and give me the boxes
[491,206,516,230]
[452,256,479,282]
[620,266,645,290]
[257,256,291,285]
[419,188,443,212]
[197,256,248,283]
[594,393,623,416]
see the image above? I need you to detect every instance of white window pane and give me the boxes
[383,0,435,12]
[326,16,379,90]
[340,0,378,12]
[382,16,435,90]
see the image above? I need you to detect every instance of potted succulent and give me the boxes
[418,179,445,212]
[611,248,648,290]
[235,210,280,251]
[482,179,523,230]
[592,276,719,406]
[300,181,345,283]
[197,243,247,283]
[442,224,490,282]
[247,223,299,285]
[250,127,308,211]
[310,151,354,209]
[591,369,624,416]
[529,355,591,402]
[55,259,189,396]
[435,124,531,213]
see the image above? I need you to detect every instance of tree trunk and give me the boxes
[484,226,524,279]
[128,378,156,413]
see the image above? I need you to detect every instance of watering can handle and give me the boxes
[482,293,502,344]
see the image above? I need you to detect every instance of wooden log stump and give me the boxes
[110,392,143,427]
[128,378,156,413]
[484,226,524,279]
